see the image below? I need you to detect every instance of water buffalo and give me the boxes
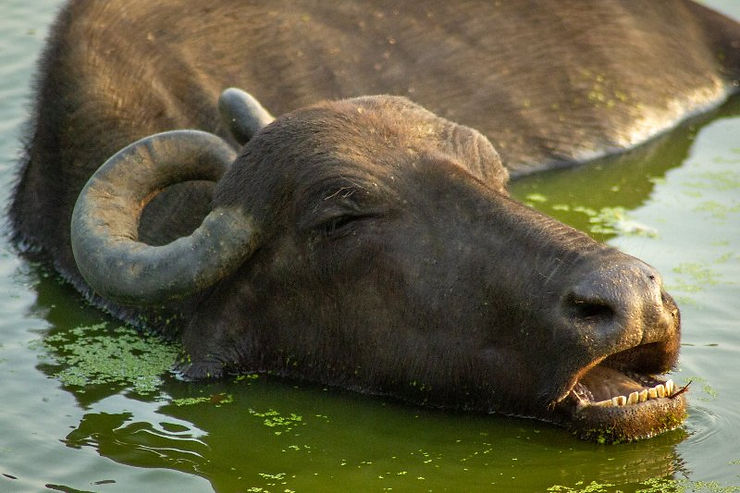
[9,0,740,442]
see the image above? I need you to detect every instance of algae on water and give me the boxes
[249,408,304,435]
[43,322,179,395]
[548,478,740,493]
[171,393,235,407]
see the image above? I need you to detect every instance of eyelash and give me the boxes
[319,215,361,237]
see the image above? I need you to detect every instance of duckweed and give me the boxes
[588,206,658,237]
[43,323,179,395]
[525,192,548,203]
[547,481,614,493]
[670,262,722,293]
[548,478,740,493]
[171,393,235,407]
[249,408,304,435]
[636,478,740,493]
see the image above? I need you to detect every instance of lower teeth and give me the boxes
[589,379,675,408]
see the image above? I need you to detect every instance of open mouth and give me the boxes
[572,365,680,409]
[552,347,688,443]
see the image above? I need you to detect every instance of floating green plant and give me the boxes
[547,481,614,493]
[636,478,739,493]
[548,478,740,493]
[669,262,722,293]
[249,408,304,435]
[525,192,548,204]
[43,322,179,395]
[171,393,235,407]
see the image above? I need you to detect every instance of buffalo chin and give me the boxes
[551,364,688,443]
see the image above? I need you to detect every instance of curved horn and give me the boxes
[218,87,275,145]
[71,129,259,305]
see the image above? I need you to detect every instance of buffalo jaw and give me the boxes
[556,373,687,443]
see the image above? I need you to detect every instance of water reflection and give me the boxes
[65,411,210,473]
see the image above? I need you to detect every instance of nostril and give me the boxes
[564,257,661,326]
[567,295,615,322]
[660,289,680,321]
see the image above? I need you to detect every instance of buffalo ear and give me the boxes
[218,87,275,145]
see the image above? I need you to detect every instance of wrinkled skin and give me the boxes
[9,0,740,441]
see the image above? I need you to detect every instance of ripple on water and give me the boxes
[678,400,740,483]
[685,404,724,446]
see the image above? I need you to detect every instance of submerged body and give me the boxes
[9,0,740,441]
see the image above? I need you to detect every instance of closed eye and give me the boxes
[317,213,373,238]
[299,180,391,237]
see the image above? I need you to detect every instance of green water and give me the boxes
[1,1,739,491]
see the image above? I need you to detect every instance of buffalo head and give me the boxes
[71,90,685,442]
